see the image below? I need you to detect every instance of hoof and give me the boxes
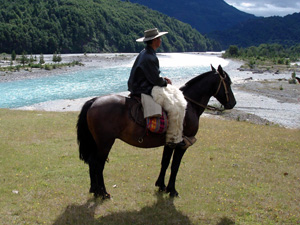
[169,191,179,197]
[158,186,166,192]
[166,187,179,197]
[94,192,111,199]
[155,181,166,192]
[102,193,111,200]
[91,188,111,199]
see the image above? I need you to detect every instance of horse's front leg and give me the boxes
[155,145,174,191]
[166,146,187,197]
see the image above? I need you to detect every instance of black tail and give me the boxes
[77,97,98,164]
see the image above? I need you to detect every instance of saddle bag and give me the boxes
[145,111,168,134]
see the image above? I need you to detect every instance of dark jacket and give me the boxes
[128,46,167,95]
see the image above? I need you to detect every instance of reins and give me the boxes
[184,96,224,112]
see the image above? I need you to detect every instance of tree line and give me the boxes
[0,0,221,55]
[223,44,300,63]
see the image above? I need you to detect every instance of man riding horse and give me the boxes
[128,28,196,149]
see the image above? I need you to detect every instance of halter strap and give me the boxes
[214,71,230,102]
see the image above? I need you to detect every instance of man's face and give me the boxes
[153,37,162,49]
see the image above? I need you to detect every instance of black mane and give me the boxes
[180,70,214,92]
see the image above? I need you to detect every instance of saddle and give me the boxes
[129,97,168,134]
[128,96,197,149]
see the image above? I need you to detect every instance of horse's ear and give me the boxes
[218,65,224,75]
[211,64,216,72]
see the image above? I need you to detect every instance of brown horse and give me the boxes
[77,65,236,198]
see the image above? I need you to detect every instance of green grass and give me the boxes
[0,109,299,224]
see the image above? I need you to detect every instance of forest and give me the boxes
[0,0,221,54]
[224,44,300,62]
[208,13,300,49]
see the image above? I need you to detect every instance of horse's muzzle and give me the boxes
[224,99,236,109]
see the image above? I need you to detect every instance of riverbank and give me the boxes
[0,53,137,82]
[220,59,300,128]
[1,53,299,129]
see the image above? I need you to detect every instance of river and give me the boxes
[0,52,299,129]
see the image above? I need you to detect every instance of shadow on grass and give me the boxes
[53,192,192,225]
[53,192,236,224]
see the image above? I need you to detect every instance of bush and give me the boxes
[39,54,45,64]
[289,71,297,84]
[288,79,296,84]
[248,59,256,69]
[44,64,52,70]
[277,58,284,64]
[30,64,42,68]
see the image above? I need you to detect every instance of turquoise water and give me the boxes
[0,65,209,108]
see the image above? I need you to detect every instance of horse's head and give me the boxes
[212,65,236,109]
[180,65,236,110]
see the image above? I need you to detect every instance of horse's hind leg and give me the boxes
[89,159,98,194]
[155,145,174,191]
[166,146,187,197]
[96,154,110,199]
[90,139,115,199]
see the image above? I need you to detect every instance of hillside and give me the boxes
[208,13,300,49]
[0,0,221,54]
[122,0,256,33]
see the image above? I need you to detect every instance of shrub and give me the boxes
[44,64,52,70]
[30,64,42,68]
[39,54,45,64]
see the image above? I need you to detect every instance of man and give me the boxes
[128,28,172,96]
[128,28,192,148]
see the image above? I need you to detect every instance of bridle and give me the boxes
[214,70,230,103]
[184,70,230,112]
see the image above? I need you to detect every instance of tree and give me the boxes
[29,54,35,63]
[52,52,58,63]
[11,50,16,61]
[52,52,62,63]
[228,45,239,57]
[39,53,45,64]
[20,52,28,65]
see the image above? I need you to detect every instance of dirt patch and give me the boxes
[235,79,300,104]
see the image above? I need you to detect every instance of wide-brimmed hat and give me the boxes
[136,28,168,42]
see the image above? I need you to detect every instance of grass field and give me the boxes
[0,109,299,224]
